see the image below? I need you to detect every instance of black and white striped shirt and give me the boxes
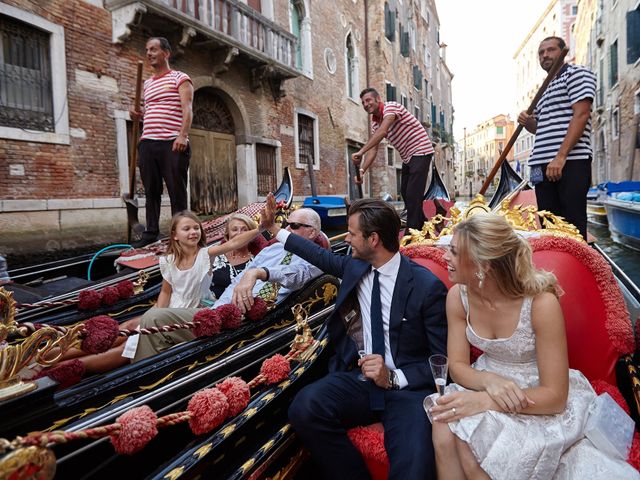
[528,64,596,166]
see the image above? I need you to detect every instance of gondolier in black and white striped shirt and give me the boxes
[518,36,596,240]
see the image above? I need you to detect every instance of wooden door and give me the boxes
[190,129,237,214]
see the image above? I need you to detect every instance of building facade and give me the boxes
[458,114,515,196]
[512,0,577,175]
[0,0,454,257]
[364,0,455,199]
[574,0,640,183]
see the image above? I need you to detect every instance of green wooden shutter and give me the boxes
[627,8,640,64]
[385,3,396,41]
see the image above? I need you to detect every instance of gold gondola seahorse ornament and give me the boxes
[0,288,85,402]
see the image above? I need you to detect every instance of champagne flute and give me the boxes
[351,329,368,382]
[429,354,448,396]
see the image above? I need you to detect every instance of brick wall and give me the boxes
[0,0,455,257]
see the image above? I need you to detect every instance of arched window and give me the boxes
[290,1,302,69]
[345,33,358,99]
[290,0,312,76]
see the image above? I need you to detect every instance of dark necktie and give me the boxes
[371,270,385,356]
[370,269,385,410]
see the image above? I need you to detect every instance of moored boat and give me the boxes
[604,182,640,251]
[587,184,609,226]
[303,196,349,229]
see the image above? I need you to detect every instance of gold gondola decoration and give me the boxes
[401,194,586,247]
[0,288,86,402]
[0,293,330,480]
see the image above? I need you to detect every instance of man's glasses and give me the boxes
[287,221,313,230]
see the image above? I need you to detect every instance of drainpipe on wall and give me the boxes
[364,0,372,195]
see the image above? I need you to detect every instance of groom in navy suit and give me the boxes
[260,195,448,479]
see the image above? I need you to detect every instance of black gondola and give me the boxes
[7,168,294,326]
[421,161,453,224]
[423,160,450,202]
[0,273,338,440]
[487,160,529,209]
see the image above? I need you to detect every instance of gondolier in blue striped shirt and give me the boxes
[518,36,596,240]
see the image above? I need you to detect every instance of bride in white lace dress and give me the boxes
[429,214,639,480]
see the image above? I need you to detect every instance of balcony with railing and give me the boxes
[106,0,300,79]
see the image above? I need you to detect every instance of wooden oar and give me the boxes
[328,232,348,243]
[354,163,364,199]
[479,47,569,195]
[124,61,145,243]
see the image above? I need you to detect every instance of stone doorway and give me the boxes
[190,88,237,214]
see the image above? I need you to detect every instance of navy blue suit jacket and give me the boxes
[284,233,448,392]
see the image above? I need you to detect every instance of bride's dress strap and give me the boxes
[459,285,471,327]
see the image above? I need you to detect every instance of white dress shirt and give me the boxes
[277,229,408,389]
[357,252,408,389]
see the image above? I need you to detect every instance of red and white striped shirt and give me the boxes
[140,70,192,141]
[372,102,434,163]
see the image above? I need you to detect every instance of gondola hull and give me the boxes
[0,274,339,442]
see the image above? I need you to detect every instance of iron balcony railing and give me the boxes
[107,0,299,76]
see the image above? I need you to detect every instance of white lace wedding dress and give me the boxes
[446,287,639,480]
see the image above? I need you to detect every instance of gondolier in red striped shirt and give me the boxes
[130,37,194,247]
[352,87,434,230]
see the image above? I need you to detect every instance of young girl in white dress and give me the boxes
[156,211,260,308]
[430,213,639,480]
[50,211,263,374]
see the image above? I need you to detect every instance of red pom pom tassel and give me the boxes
[111,405,158,455]
[82,315,120,354]
[101,286,120,306]
[37,359,86,389]
[217,377,250,416]
[260,354,291,384]
[192,309,222,337]
[246,297,268,322]
[217,304,243,330]
[78,289,102,310]
[187,388,229,435]
[116,280,135,299]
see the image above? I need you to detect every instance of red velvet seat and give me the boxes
[348,237,639,477]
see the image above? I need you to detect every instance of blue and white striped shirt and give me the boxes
[528,64,596,166]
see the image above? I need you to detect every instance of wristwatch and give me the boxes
[387,369,400,390]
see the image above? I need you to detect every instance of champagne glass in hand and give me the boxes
[429,354,448,396]
[352,329,368,382]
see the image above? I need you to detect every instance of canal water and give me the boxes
[590,222,640,287]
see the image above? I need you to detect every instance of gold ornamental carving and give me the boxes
[401,194,586,247]
[0,288,86,401]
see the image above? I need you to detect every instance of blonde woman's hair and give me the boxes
[453,213,559,298]
[166,211,207,267]
[224,213,257,239]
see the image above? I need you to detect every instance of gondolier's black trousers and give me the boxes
[138,139,191,236]
[535,158,591,240]
[401,154,432,230]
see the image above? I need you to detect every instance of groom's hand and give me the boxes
[358,354,388,388]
